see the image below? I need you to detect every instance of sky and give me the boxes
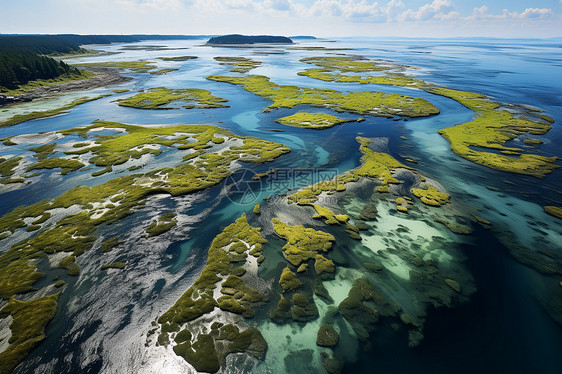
[2,0,562,38]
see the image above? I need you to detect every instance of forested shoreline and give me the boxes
[0,34,200,91]
[0,52,79,90]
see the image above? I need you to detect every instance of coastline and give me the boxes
[0,66,131,105]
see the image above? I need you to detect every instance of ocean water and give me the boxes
[0,37,561,374]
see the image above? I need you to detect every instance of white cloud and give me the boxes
[302,0,406,22]
[4,0,561,38]
[467,5,552,20]
[265,0,291,11]
[466,5,488,20]
[224,0,256,10]
[95,0,557,37]
[190,0,257,14]
[307,0,383,19]
[398,0,458,21]
[116,0,184,11]
[382,0,405,20]
[183,0,554,26]
[518,8,552,18]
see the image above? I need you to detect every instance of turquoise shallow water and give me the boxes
[1,37,561,374]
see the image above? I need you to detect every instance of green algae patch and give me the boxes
[287,172,350,205]
[112,89,130,94]
[445,279,461,293]
[158,214,266,324]
[207,75,438,118]
[0,123,288,241]
[269,294,292,323]
[100,237,120,253]
[275,112,355,129]
[288,137,409,206]
[0,293,59,374]
[0,122,288,369]
[26,158,85,175]
[30,143,56,160]
[78,60,157,73]
[146,213,177,237]
[396,197,409,213]
[314,254,335,278]
[59,255,80,276]
[101,262,126,270]
[117,87,229,109]
[0,95,110,128]
[471,214,492,226]
[312,205,349,225]
[172,325,267,374]
[149,68,179,75]
[26,224,41,232]
[297,264,308,273]
[299,55,559,177]
[279,267,303,292]
[301,56,393,73]
[60,120,289,176]
[158,214,268,372]
[292,292,319,322]
[359,204,378,220]
[322,354,343,374]
[219,275,265,317]
[0,157,22,178]
[0,259,43,300]
[214,57,261,73]
[1,139,17,146]
[411,186,450,207]
[298,56,424,88]
[272,218,335,267]
[523,138,544,145]
[173,333,219,373]
[434,217,472,235]
[253,203,261,215]
[1,231,14,241]
[354,136,409,183]
[545,206,562,220]
[317,325,339,347]
[538,114,555,123]
[252,168,279,180]
[289,46,353,51]
[338,278,379,340]
[159,56,197,61]
[1,178,25,185]
[433,86,559,178]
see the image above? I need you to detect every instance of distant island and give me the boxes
[206,34,293,45]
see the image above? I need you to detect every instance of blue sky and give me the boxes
[2,0,561,37]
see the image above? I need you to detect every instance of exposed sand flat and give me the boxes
[5,66,131,102]
[0,315,13,353]
[9,132,63,145]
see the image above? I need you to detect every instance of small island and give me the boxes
[206,34,293,45]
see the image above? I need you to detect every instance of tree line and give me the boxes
[0,51,79,90]
[0,35,85,90]
[0,34,201,91]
